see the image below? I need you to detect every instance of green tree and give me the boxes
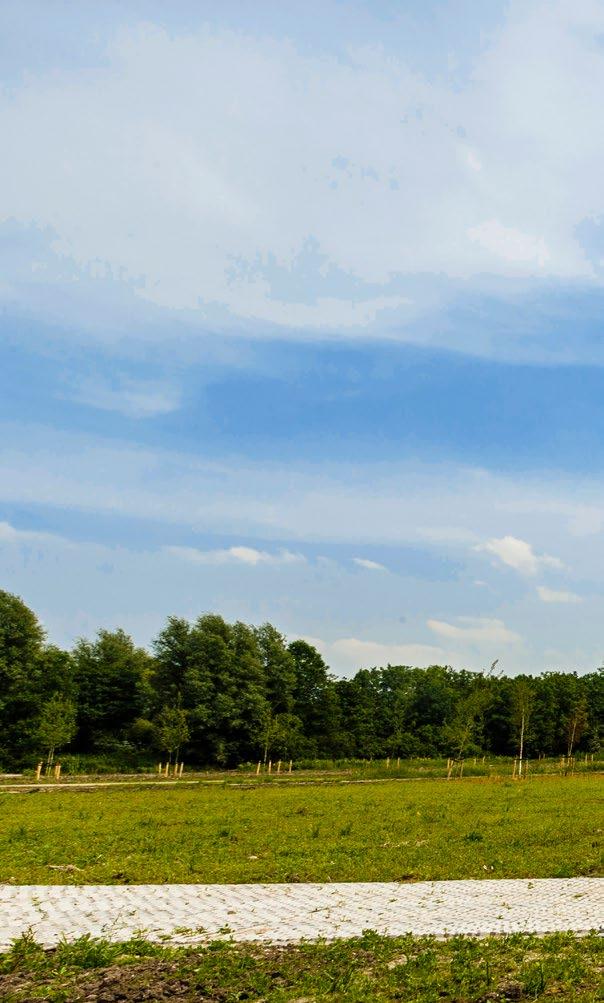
[565,695,589,758]
[155,705,190,764]
[39,645,76,702]
[152,616,214,757]
[511,677,533,775]
[407,665,457,756]
[72,629,153,751]
[380,665,416,757]
[289,640,344,756]
[337,670,383,758]
[261,710,304,763]
[443,668,495,768]
[38,694,77,767]
[582,668,603,753]
[0,591,46,765]
[256,623,296,714]
[227,620,270,763]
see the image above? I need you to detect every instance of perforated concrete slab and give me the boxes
[0,878,601,947]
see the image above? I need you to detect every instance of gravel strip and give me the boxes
[0,878,601,947]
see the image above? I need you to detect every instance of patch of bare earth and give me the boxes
[0,959,230,1002]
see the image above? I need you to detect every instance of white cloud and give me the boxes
[352,557,387,571]
[537,585,582,604]
[3,4,604,337]
[3,423,604,562]
[0,520,61,545]
[417,526,480,545]
[164,544,306,566]
[427,616,520,644]
[463,148,483,173]
[330,637,446,669]
[467,219,550,269]
[220,290,411,331]
[479,535,563,575]
[63,377,181,418]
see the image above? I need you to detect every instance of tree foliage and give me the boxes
[38,694,77,766]
[0,590,601,768]
[155,705,190,762]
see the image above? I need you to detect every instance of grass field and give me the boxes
[0,931,602,1002]
[0,775,600,884]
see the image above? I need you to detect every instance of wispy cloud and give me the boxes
[164,545,306,567]
[427,616,520,644]
[478,536,563,576]
[326,637,446,671]
[467,219,550,269]
[352,557,387,571]
[2,3,604,345]
[63,377,181,418]
[537,586,582,604]
[3,424,604,556]
[0,520,62,545]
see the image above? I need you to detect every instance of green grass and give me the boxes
[0,775,601,884]
[0,931,602,1002]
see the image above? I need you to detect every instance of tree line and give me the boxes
[0,590,601,770]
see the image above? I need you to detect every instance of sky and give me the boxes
[2,0,604,676]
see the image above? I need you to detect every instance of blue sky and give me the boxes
[2,0,604,675]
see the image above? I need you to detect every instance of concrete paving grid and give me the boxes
[1,878,602,947]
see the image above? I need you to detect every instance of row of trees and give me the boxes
[0,591,601,769]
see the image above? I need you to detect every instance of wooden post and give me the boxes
[268,760,272,774]
[277,760,281,774]
[54,763,61,781]
[288,759,292,774]
[35,761,42,782]
[256,761,261,775]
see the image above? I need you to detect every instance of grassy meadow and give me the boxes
[0,774,600,885]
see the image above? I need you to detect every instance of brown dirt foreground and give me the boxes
[1,958,197,1002]
[0,934,602,1003]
